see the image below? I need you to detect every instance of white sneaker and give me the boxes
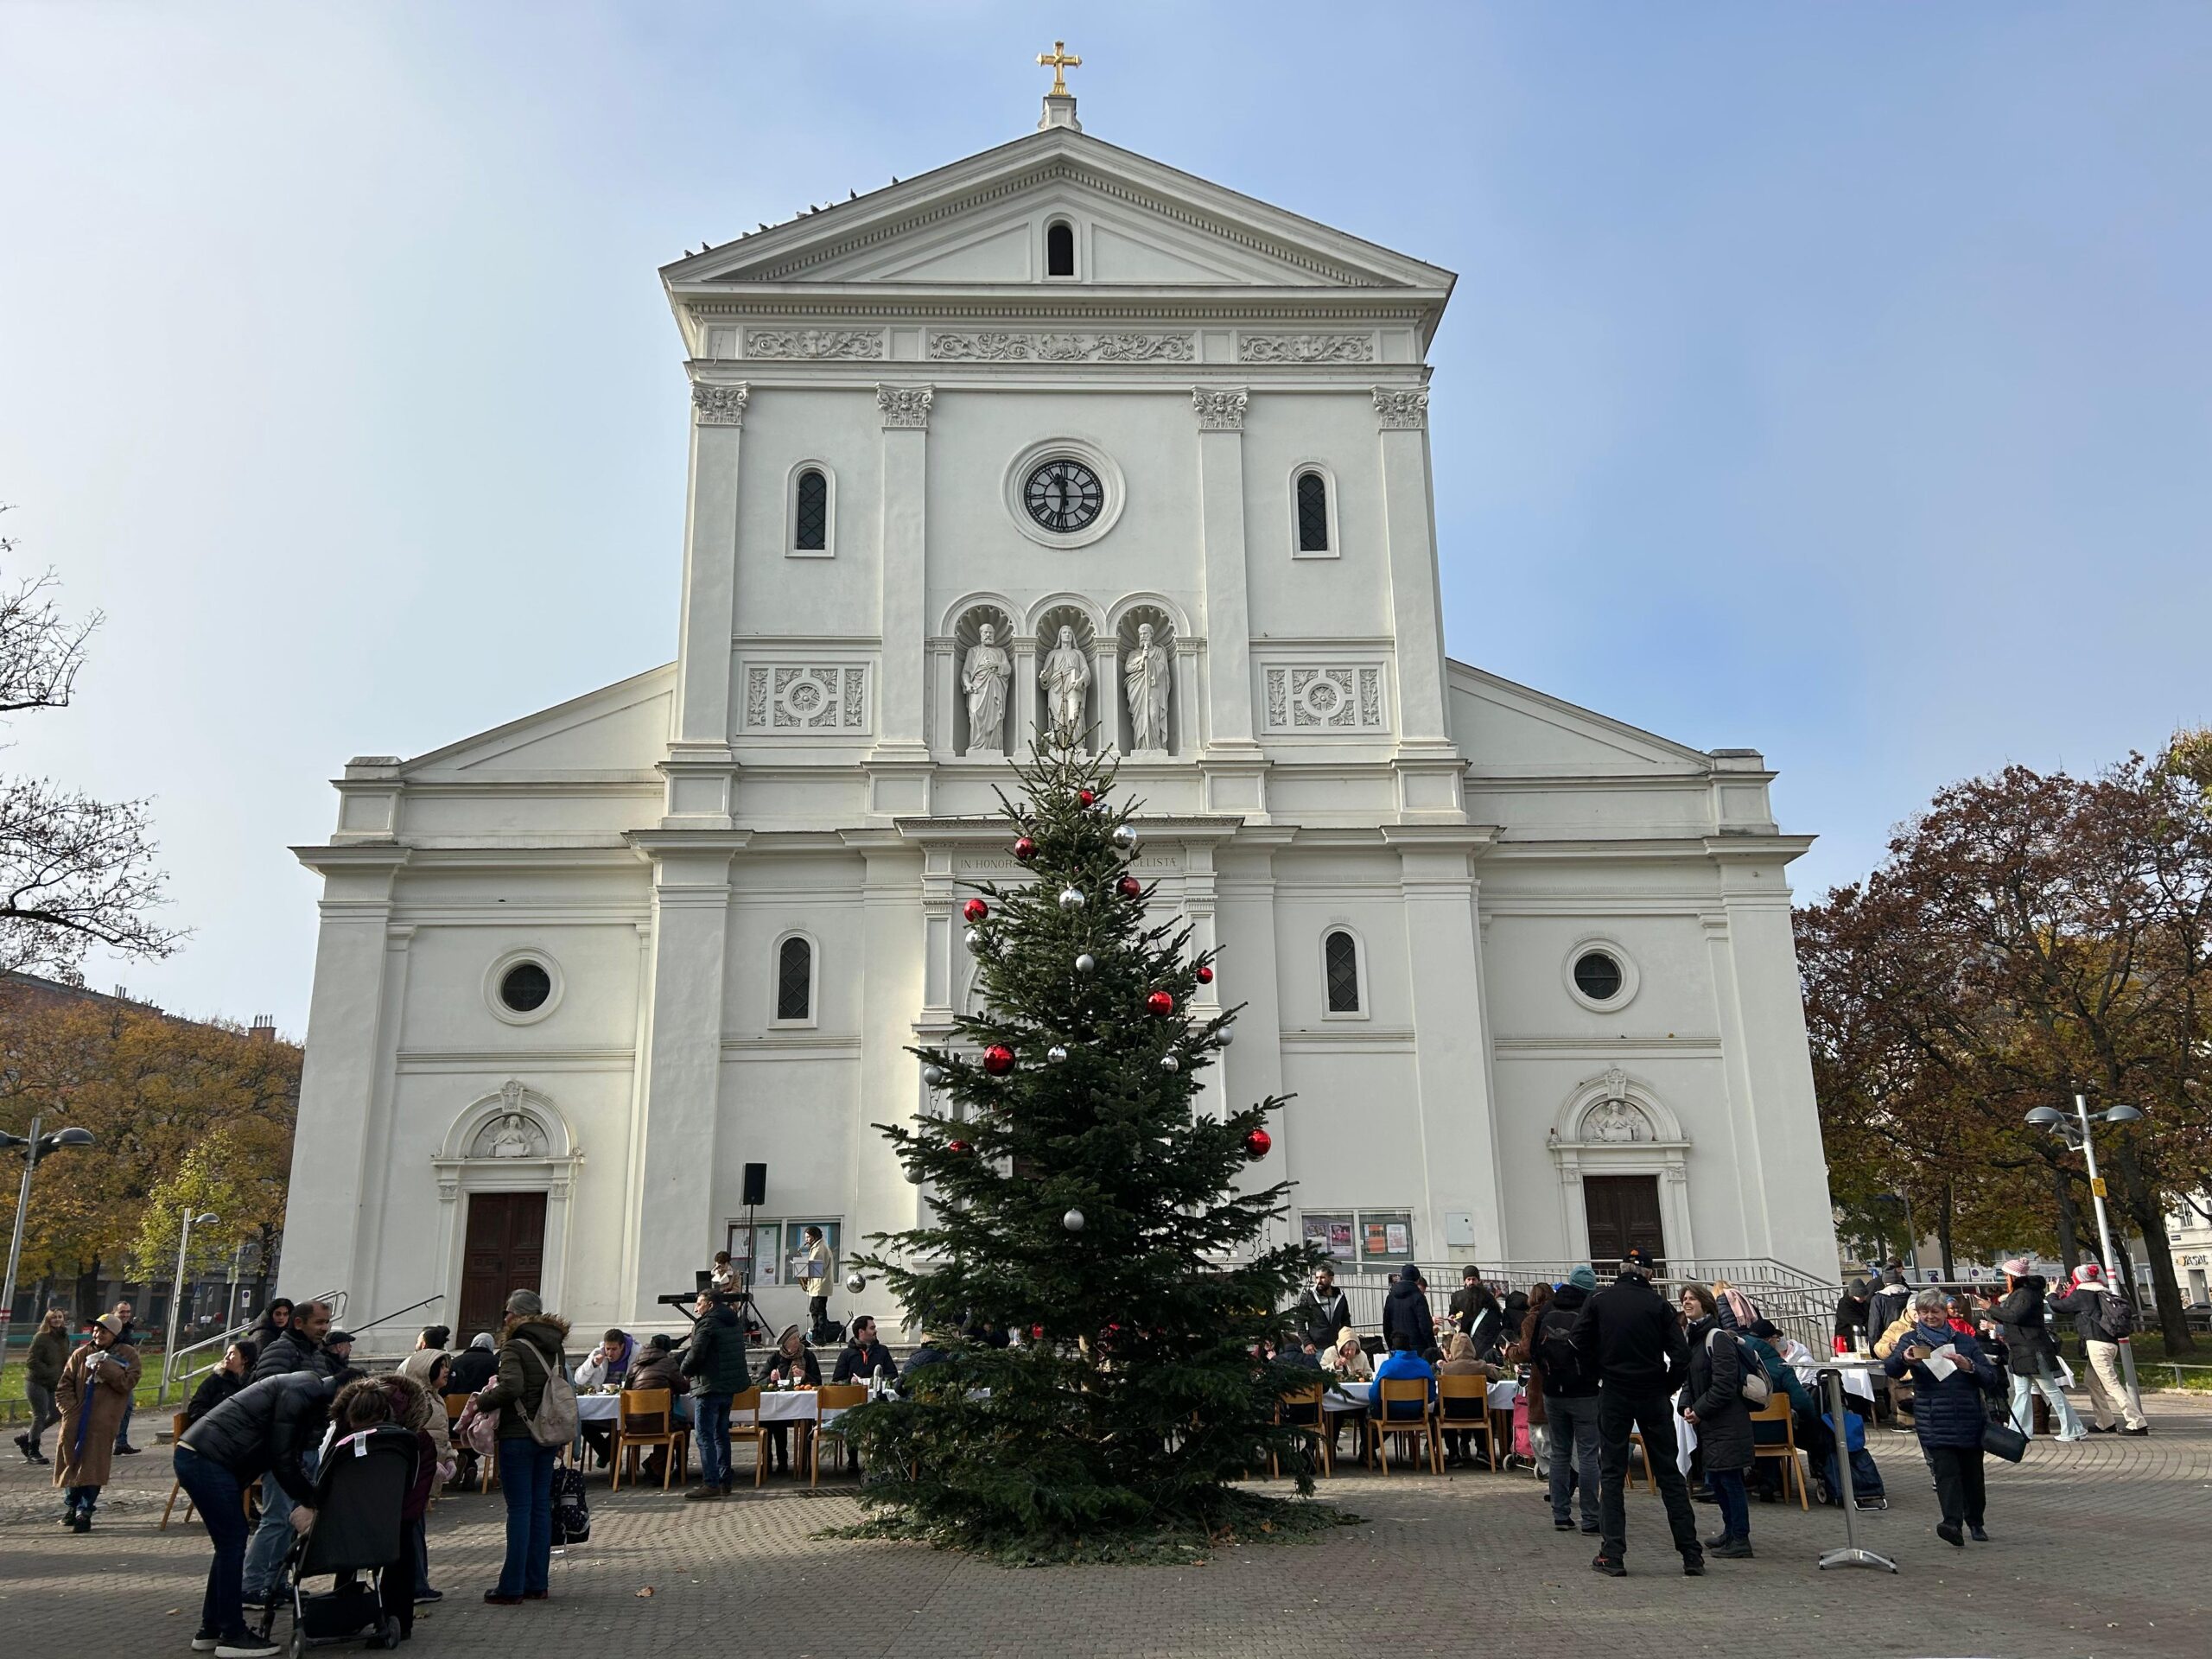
[214,1642,283,1659]
[190,1638,220,1652]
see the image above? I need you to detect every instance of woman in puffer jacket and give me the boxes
[1883,1287,2005,1547]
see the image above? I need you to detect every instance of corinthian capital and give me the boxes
[690,382,749,427]
[876,385,935,429]
[1191,386,1249,432]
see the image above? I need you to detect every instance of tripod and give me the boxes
[731,1199,771,1343]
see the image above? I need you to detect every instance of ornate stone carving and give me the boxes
[1583,1068,1650,1143]
[741,664,870,732]
[690,382,749,426]
[876,385,935,429]
[1261,664,1388,734]
[1240,334,1375,364]
[1192,387,1249,431]
[747,328,885,360]
[927,331,1194,363]
[1123,621,1172,754]
[1373,386,1429,430]
[961,623,1011,756]
[1040,624,1090,747]
[471,1082,549,1160]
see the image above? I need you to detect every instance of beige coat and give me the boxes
[397,1350,454,1462]
[53,1339,142,1490]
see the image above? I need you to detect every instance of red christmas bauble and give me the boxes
[947,1139,970,1155]
[982,1044,1016,1075]
[1031,1324,1046,1340]
[1243,1127,1272,1160]
[1195,964,1214,984]
[1078,790,1096,807]
[1146,989,1175,1017]
[1117,875,1142,899]
[1013,836,1038,861]
[963,897,988,923]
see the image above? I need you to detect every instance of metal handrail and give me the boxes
[157,1288,347,1402]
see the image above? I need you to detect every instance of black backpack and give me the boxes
[1535,1306,1594,1395]
[551,1465,590,1546]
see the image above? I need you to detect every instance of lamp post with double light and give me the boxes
[2025,1094,2147,1409]
[0,1116,99,1388]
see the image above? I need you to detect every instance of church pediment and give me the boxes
[1446,660,1714,776]
[663,127,1453,297]
[403,664,674,779]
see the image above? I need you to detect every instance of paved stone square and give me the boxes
[4,1396,2206,1657]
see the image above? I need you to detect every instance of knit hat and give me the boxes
[2000,1257,2031,1278]
[2074,1262,2104,1283]
[1619,1247,1656,1275]
[505,1289,543,1318]
[1567,1265,1599,1292]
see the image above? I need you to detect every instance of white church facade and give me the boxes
[281,85,1839,1341]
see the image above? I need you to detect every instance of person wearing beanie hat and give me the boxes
[2050,1263,2149,1433]
[51,1312,142,1531]
[478,1289,570,1605]
[1993,1261,2085,1442]
[1571,1250,1700,1575]
[1535,1266,1604,1535]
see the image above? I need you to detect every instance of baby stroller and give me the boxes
[256,1423,418,1654]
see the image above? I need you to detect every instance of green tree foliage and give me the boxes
[842,744,1327,1559]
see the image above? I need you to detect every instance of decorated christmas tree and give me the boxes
[842,739,1330,1560]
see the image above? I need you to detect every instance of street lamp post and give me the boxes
[160,1208,221,1404]
[0,1115,99,1388]
[2024,1093,2148,1413]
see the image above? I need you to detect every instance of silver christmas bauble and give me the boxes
[922,1064,945,1087]
[1047,1045,1069,1064]
[1216,1027,1234,1047]
[1058,885,1085,912]
[905,1165,925,1185]
[844,1270,867,1294]
[1063,1208,1085,1233]
[964,927,986,950]
[1112,823,1139,850]
[1074,952,1096,974]
[1160,1053,1180,1072]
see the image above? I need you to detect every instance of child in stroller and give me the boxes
[256,1380,419,1652]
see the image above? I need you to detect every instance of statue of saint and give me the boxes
[1588,1098,1643,1143]
[1123,621,1172,753]
[961,622,1011,754]
[488,1114,536,1158]
[1039,624,1090,747]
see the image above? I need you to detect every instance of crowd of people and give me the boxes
[5,1247,2153,1643]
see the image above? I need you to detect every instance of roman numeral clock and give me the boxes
[1023,456,1105,533]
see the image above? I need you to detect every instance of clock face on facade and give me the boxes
[1023,458,1105,534]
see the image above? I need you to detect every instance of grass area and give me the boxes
[0,1349,222,1426]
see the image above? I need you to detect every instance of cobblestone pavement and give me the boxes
[4,1396,2207,1658]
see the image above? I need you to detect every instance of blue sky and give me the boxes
[3,3,2207,1032]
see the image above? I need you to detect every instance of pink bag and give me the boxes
[455,1396,498,1459]
[1512,1395,1533,1461]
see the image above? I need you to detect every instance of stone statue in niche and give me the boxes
[961,622,1011,755]
[1586,1096,1646,1144]
[1124,621,1172,753]
[1039,624,1090,747]
[474,1112,545,1160]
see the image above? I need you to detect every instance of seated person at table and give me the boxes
[899,1330,951,1395]
[1436,1331,1501,1465]
[758,1325,821,1477]
[573,1329,635,1466]
[620,1334,690,1482]
[1368,1332,1437,1421]
[1740,1317,1831,1498]
[832,1316,899,1385]
[1281,1335,1323,1370]
[1321,1327,1372,1382]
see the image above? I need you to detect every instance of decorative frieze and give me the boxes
[1262,664,1389,734]
[741,664,871,733]
[747,328,886,360]
[876,385,935,429]
[690,382,749,426]
[1191,386,1249,432]
[1373,386,1429,430]
[926,331,1195,363]
[1240,333,1375,364]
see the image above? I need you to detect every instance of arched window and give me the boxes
[793,468,828,552]
[1046,220,1076,277]
[774,936,814,1023]
[1295,471,1331,554]
[1324,929,1363,1015]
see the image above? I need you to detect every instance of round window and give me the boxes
[499,961,553,1014]
[1572,950,1624,1003]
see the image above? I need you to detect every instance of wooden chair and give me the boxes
[727,1387,767,1485]
[1750,1394,1809,1510]
[1436,1375,1499,1471]
[809,1384,868,1485]
[1274,1382,1332,1479]
[610,1389,687,1492]
[1627,1429,1654,1492]
[1370,1377,1443,1474]
[161,1411,193,1529]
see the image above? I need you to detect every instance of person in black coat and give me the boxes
[1676,1285,1755,1559]
[1884,1287,2005,1544]
[1991,1262,2085,1440]
[1572,1247,1700,1576]
[185,1343,258,1427]
[1294,1267,1354,1352]
[246,1300,338,1384]
[446,1333,500,1396]
[1834,1281,1873,1351]
[1382,1264,1438,1359]
[175,1371,340,1649]
[1868,1264,1912,1338]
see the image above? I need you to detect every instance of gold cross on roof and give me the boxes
[1036,40,1081,97]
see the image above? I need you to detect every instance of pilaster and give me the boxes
[1192,386,1268,817]
[869,384,934,812]
[667,375,747,826]
[852,835,930,1237]
[1374,384,1465,819]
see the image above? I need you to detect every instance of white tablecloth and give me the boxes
[572,1391,849,1427]
[1321,1378,1519,1414]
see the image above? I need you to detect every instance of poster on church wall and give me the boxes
[1303,1213,1356,1262]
